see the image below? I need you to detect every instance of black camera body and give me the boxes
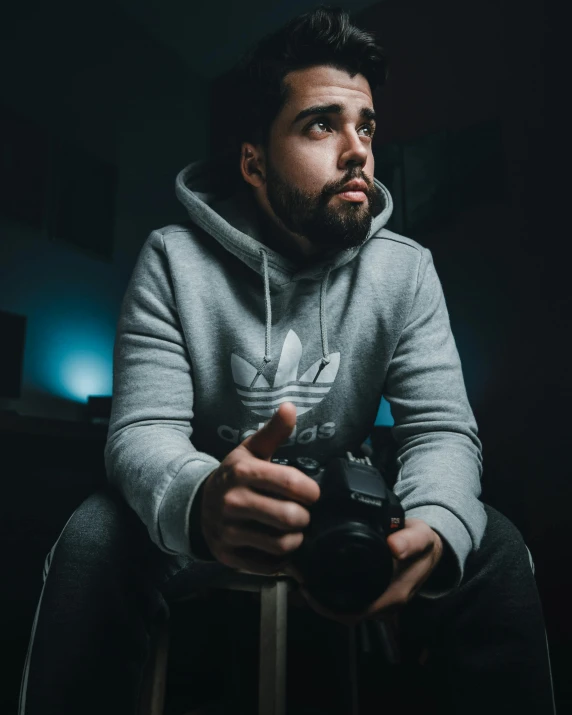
[271,451,405,614]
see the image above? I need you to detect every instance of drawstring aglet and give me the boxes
[312,357,330,384]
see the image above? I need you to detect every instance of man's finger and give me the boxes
[362,552,435,618]
[243,462,320,505]
[241,402,297,461]
[224,488,312,530]
[224,523,304,556]
[386,518,436,560]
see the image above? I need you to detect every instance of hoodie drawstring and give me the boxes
[314,264,332,383]
[251,250,331,388]
[250,250,273,388]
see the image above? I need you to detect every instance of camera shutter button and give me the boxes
[294,456,321,476]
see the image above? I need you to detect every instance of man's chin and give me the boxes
[310,235,369,253]
[313,219,372,252]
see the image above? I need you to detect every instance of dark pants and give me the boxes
[18,485,556,715]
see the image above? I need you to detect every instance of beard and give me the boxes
[264,159,385,254]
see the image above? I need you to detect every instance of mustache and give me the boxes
[329,174,374,195]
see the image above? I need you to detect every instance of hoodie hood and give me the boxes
[175,154,394,388]
[175,154,394,287]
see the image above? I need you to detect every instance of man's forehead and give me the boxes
[283,65,373,112]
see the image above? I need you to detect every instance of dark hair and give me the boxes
[213,5,389,161]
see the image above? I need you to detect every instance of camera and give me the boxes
[271,451,405,614]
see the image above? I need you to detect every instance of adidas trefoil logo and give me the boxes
[231,329,340,417]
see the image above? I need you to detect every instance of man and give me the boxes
[19,5,555,714]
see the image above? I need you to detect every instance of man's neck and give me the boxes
[246,189,331,265]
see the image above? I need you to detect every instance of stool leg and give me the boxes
[348,625,360,715]
[258,580,288,715]
[139,620,170,715]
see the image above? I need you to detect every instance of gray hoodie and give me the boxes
[104,155,487,600]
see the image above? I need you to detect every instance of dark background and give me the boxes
[1,0,569,712]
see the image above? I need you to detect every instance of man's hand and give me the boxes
[199,402,320,575]
[292,518,444,627]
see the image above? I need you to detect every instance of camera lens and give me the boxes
[300,523,393,613]
[336,542,374,570]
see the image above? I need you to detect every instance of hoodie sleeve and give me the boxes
[384,247,487,599]
[104,230,221,558]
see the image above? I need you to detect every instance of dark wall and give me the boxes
[1,2,210,711]
[355,0,571,668]
[0,0,210,422]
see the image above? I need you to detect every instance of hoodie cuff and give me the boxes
[158,459,220,556]
[403,504,472,599]
[188,480,217,562]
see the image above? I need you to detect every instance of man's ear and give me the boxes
[240,142,266,188]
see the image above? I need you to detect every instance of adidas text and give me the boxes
[217,422,336,446]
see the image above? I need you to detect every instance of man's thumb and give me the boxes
[242,402,297,460]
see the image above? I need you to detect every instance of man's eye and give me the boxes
[308,120,330,133]
[360,124,376,137]
[307,121,375,137]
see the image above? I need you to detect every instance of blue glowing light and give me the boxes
[57,348,112,403]
[29,317,115,403]
[0,229,119,407]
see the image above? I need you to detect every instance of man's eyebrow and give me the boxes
[291,103,377,126]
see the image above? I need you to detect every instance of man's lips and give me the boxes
[335,179,369,202]
[338,179,368,193]
[336,190,367,202]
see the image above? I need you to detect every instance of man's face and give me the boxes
[247,64,383,254]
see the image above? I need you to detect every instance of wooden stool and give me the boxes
[139,569,408,715]
[139,570,296,715]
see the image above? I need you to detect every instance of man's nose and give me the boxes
[339,130,369,167]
